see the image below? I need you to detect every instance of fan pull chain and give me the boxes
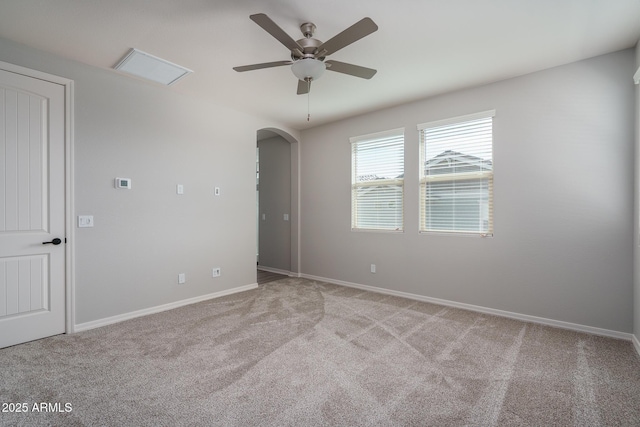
[307,79,311,122]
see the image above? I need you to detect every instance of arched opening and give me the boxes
[256,128,299,280]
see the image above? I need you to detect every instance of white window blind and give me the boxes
[351,128,404,231]
[418,111,494,235]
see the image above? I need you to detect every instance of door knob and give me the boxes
[42,238,62,245]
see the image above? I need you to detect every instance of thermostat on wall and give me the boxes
[115,177,132,189]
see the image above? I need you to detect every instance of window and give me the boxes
[418,111,494,235]
[351,128,404,231]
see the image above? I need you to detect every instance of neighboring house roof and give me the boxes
[355,150,492,197]
[424,150,492,174]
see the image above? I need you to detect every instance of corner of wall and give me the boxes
[634,38,640,347]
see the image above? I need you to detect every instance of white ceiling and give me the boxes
[1,0,639,131]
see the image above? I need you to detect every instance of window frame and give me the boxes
[417,110,495,237]
[350,128,405,232]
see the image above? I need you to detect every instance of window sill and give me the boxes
[351,228,404,234]
[419,231,493,238]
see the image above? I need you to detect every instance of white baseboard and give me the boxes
[633,334,640,357]
[257,265,296,277]
[300,273,634,342]
[74,283,258,333]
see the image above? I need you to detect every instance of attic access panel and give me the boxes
[115,48,192,85]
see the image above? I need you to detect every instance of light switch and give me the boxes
[214,187,221,196]
[78,215,94,228]
[177,184,184,195]
[284,214,289,221]
[262,214,266,221]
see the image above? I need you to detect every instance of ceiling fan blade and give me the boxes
[316,17,378,56]
[250,13,303,53]
[233,60,292,72]
[325,60,377,79]
[297,79,310,95]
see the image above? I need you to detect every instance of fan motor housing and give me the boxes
[293,37,324,60]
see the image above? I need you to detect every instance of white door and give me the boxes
[0,67,66,348]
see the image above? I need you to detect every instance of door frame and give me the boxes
[0,60,75,334]
[256,128,300,276]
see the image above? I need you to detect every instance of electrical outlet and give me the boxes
[178,273,186,284]
[212,267,221,277]
[370,264,376,274]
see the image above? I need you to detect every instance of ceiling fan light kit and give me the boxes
[291,58,326,81]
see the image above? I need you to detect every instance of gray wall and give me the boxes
[258,136,292,272]
[301,49,636,333]
[0,37,299,325]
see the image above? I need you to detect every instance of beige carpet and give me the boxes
[1,277,639,426]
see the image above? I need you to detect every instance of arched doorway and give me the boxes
[256,128,299,277]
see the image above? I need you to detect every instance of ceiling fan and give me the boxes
[233,13,378,95]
